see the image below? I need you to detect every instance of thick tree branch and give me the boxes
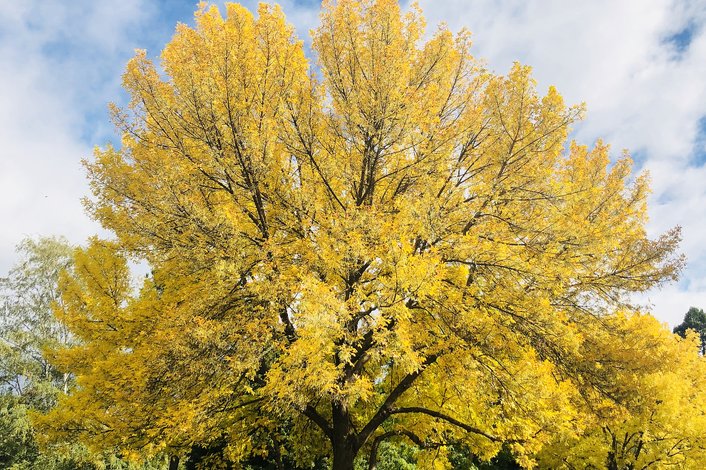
[389,407,500,442]
[279,306,297,343]
[302,405,333,441]
[356,352,440,448]
[344,317,397,381]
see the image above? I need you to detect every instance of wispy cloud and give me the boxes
[0,1,143,270]
[0,0,187,270]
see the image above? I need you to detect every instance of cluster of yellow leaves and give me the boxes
[36,1,691,468]
[538,313,706,469]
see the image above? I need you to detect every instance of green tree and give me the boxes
[0,236,74,406]
[673,307,706,355]
[0,394,38,468]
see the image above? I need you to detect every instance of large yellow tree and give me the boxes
[40,1,686,468]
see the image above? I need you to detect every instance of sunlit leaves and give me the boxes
[39,1,689,468]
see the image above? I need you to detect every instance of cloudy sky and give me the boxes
[1,0,704,326]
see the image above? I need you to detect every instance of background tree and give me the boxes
[0,237,162,469]
[39,1,684,469]
[673,306,706,355]
[538,313,706,469]
[0,236,73,403]
[0,237,83,469]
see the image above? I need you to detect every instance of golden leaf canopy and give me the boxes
[38,2,698,469]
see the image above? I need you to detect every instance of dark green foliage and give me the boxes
[242,454,329,470]
[351,441,519,470]
[673,307,706,354]
[368,442,417,470]
[184,432,329,470]
[447,444,520,470]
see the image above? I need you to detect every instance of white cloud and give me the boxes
[636,285,704,328]
[0,0,150,270]
[0,0,322,275]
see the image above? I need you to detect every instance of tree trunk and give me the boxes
[331,402,358,470]
[168,455,180,470]
[332,441,356,470]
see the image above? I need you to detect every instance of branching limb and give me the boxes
[389,407,500,442]
[356,352,440,448]
[301,405,333,441]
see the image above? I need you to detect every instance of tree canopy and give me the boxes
[0,236,73,402]
[38,1,689,469]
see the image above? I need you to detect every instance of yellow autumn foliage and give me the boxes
[36,1,694,469]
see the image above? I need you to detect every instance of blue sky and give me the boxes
[1,0,705,326]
